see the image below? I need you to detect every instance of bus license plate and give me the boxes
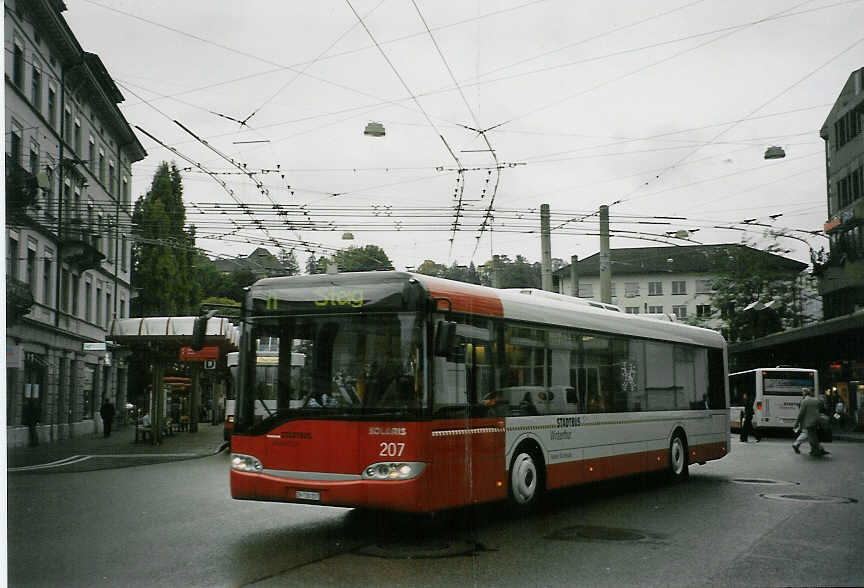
[296,490,320,501]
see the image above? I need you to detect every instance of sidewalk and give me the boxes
[7,421,228,470]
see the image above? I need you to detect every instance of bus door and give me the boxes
[431,319,504,508]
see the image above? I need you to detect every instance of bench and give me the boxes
[134,418,175,443]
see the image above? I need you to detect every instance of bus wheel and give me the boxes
[668,431,689,483]
[509,447,544,510]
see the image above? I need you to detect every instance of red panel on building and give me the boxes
[179,346,220,361]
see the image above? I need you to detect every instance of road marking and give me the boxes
[9,455,92,472]
[8,452,201,472]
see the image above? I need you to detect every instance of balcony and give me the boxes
[6,276,35,325]
[60,218,105,272]
[5,155,42,223]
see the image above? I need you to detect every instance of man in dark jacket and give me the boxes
[100,398,116,438]
[740,393,761,443]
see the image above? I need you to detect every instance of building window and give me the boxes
[64,107,73,145]
[45,166,55,218]
[625,306,639,314]
[672,280,686,295]
[13,40,25,88]
[27,246,37,292]
[96,286,102,327]
[835,109,862,149]
[579,283,594,298]
[29,142,40,174]
[30,65,42,111]
[7,237,20,280]
[121,177,129,206]
[61,268,70,312]
[695,279,714,294]
[624,282,639,297]
[120,299,126,320]
[74,121,82,155]
[89,138,95,171]
[99,151,105,184]
[105,292,111,327]
[648,281,663,296]
[648,305,664,314]
[121,235,128,270]
[108,162,115,195]
[672,305,688,319]
[85,281,92,322]
[9,122,23,165]
[697,304,712,318]
[71,273,80,317]
[48,87,57,129]
[43,254,53,305]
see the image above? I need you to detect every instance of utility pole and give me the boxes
[570,255,579,297]
[540,204,553,291]
[599,205,611,303]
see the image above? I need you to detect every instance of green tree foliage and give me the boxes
[220,269,258,302]
[689,242,813,341]
[479,255,540,288]
[307,245,394,274]
[415,260,481,283]
[280,249,301,276]
[131,162,198,316]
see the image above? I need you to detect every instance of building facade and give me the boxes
[552,244,813,339]
[819,67,864,319]
[5,0,146,446]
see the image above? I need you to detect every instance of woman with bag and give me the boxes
[793,388,829,456]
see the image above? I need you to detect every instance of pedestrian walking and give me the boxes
[23,397,40,447]
[792,387,829,456]
[740,393,761,442]
[100,398,116,438]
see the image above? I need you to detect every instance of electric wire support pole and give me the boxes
[541,204,553,292]
[600,205,611,304]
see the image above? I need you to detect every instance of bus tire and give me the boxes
[509,444,544,511]
[668,431,689,483]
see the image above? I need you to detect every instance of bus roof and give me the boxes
[249,271,725,348]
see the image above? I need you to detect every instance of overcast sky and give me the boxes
[64,0,863,270]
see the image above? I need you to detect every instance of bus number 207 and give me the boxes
[379,442,405,457]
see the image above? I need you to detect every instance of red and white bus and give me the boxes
[228,272,729,513]
[729,367,819,431]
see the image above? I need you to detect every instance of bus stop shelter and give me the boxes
[108,317,239,444]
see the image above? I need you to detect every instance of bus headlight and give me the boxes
[362,461,426,480]
[231,453,263,473]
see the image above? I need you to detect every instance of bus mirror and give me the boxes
[191,310,217,350]
[434,321,457,357]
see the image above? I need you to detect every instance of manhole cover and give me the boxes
[546,525,664,542]
[356,539,483,559]
[760,493,858,504]
[733,478,799,486]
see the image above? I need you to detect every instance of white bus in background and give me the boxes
[225,349,305,442]
[728,367,819,431]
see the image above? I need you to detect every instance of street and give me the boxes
[7,434,863,587]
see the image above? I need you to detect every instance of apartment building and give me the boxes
[819,67,864,318]
[553,244,809,337]
[5,0,146,446]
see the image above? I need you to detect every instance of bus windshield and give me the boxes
[237,312,425,431]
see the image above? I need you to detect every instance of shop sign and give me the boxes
[6,345,23,369]
[83,342,107,351]
[180,346,220,362]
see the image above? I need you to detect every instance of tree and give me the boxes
[330,245,393,272]
[279,249,300,276]
[479,255,540,288]
[131,162,198,316]
[689,241,815,342]
[219,269,258,302]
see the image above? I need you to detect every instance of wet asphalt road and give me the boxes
[7,435,864,587]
